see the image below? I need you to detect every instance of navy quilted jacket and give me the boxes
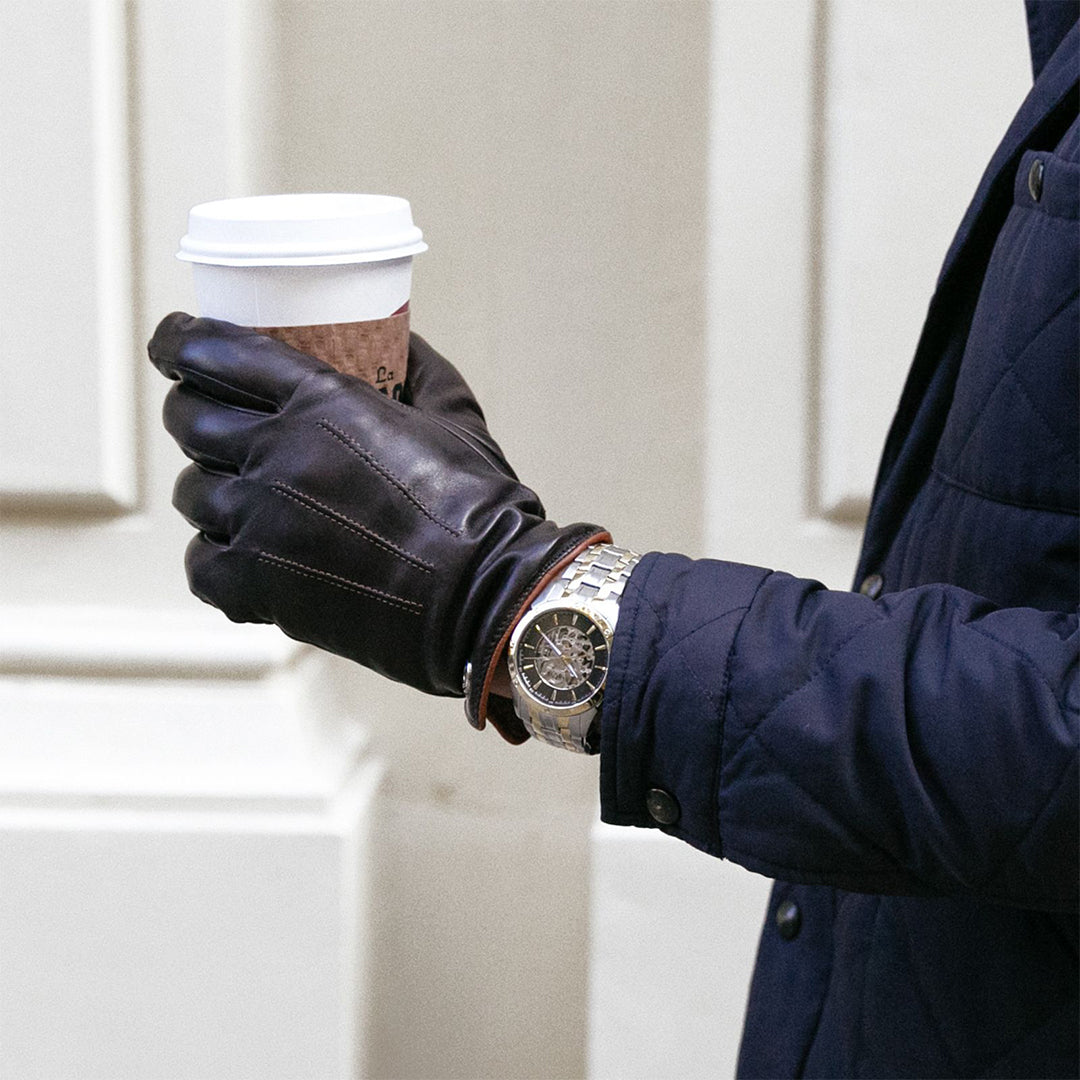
[599,5,1079,1077]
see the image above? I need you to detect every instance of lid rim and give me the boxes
[179,192,426,266]
[189,192,411,217]
[177,242,428,267]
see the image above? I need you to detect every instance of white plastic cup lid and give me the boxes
[177,193,427,267]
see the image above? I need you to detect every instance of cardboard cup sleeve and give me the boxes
[255,303,410,399]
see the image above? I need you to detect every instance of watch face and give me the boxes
[514,607,609,708]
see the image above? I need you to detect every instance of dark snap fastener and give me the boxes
[646,787,680,826]
[775,899,802,940]
[1028,158,1044,202]
[859,572,884,600]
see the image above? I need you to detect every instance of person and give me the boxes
[148,3,1078,1076]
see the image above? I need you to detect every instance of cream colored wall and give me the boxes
[705,0,1030,586]
[264,0,709,550]
[0,2,1030,1078]
[256,4,710,1077]
[2,4,377,1077]
[0,1,708,1075]
[595,3,1030,1078]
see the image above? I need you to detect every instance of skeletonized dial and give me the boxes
[513,607,609,707]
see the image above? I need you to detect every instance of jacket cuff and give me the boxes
[598,552,771,857]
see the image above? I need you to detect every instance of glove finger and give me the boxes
[149,312,332,411]
[404,334,485,418]
[162,382,265,472]
[184,532,268,624]
[404,334,520,479]
[172,463,237,542]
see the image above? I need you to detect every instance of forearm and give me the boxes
[600,552,1079,911]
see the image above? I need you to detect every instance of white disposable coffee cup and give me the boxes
[178,193,426,394]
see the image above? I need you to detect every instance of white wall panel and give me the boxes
[0,765,379,1080]
[706,1,852,583]
[0,0,277,608]
[0,0,135,510]
[0,5,379,1077]
[589,827,772,1080]
[0,637,377,1080]
[0,2,712,1077]
[592,5,1036,1080]
[816,0,1029,519]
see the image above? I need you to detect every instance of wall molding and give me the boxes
[0,604,300,679]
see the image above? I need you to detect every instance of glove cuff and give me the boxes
[465,525,611,742]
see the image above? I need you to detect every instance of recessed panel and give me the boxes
[816,1,1029,520]
[0,0,135,511]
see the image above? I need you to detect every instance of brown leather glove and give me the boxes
[148,313,608,742]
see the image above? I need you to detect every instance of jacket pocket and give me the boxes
[932,147,1079,515]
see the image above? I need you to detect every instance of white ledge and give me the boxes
[0,604,303,679]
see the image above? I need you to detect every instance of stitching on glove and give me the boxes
[317,419,461,537]
[270,482,434,572]
[256,551,424,614]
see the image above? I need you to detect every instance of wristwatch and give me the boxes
[507,543,640,753]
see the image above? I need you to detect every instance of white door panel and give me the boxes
[588,3,1029,1078]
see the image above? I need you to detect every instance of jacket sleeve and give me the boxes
[598,552,1079,912]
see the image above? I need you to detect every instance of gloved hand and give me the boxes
[148,313,608,742]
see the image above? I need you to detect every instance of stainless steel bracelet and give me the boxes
[535,542,640,614]
[515,697,601,753]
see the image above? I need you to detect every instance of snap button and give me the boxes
[859,572,884,600]
[645,787,680,826]
[775,899,802,940]
[1028,158,1044,202]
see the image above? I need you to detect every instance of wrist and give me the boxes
[464,527,612,742]
[505,542,641,753]
[489,655,513,699]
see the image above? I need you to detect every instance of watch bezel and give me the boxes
[507,599,615,715]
